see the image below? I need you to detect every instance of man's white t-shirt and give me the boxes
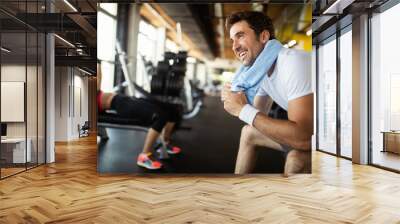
[256,48,312,111]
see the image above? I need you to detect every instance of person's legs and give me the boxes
[142,128,161,154]
[153,101,182,155]
[267,102,311,176]
[135,107,168,168]
[235,125,311,176]
[109,95,168,169]
[136,127,163,170]
[284,149,311,177]
[235,125,284,174]
[160,122,183,155]
[162,122,175,144]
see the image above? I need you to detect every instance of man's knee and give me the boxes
[240,125,256,144]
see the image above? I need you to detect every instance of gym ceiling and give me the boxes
[141,2,312,61]
[0,1,311,70]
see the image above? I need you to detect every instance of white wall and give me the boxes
[54,67,89,141]
[1,64,46,164]
[55,66,68,141]
[1,65,35,137]
[72,72,89,138]
[1,65,26,143]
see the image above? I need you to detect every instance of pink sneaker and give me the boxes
[157,145,182,155]
[137,153,162,170]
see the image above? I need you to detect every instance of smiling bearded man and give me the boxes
[221,11,313,176]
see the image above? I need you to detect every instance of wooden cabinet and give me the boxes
[382,131,400,154]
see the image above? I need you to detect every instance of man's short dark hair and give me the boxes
[226,11,275,39]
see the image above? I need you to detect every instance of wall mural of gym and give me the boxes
[97,3,313,175]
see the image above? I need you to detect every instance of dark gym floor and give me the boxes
[98,96,286,174]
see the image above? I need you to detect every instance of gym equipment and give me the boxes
[143,51,204,120]
[114,40,204,120]
[150,51,187,99]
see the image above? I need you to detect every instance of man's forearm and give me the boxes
[252,112,312,150]
[224,90,312,149]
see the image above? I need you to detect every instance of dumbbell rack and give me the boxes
[150,51,187,103]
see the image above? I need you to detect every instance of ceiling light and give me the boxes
[306,29,312,36]
[54,34,75,48]
[322,0,354,15]
[78,67,93,76]
[323,0,341,14]
[283,44,288,48]
[1,47,11,53]
[288,40,297,48]
[63,0,78,12]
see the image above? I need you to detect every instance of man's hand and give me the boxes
[220,82,231,102]
[221,83,248,117]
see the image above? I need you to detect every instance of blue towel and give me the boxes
[231,39,283,104]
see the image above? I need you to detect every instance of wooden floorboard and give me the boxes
[0,135,399,223]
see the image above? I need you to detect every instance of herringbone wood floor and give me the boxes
[0,135,399,223]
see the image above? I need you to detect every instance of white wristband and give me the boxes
[239,104,259,126]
